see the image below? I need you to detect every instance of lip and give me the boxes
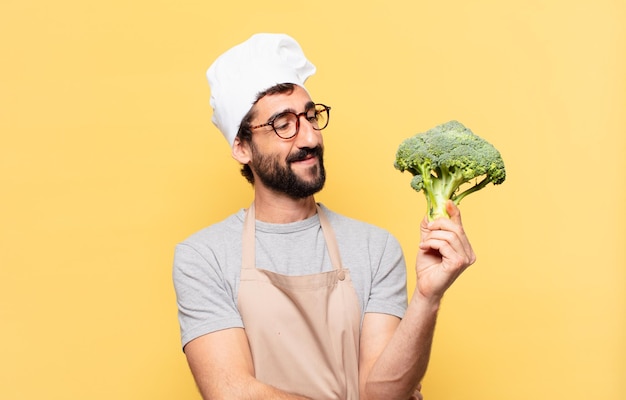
[290,155,318,165]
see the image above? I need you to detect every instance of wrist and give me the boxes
[410,290,443,314]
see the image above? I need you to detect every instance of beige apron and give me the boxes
[237,204,361,399]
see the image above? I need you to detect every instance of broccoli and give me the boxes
[394,120,506,221]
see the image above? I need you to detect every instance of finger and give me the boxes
[419,215,431,236]
[409,392,423,400]
[420,228,473,263]
[428,208,463,236]
[446,200,463,226]
[419,237,474,271]
[427,211,474,261]
[420,235,475,269]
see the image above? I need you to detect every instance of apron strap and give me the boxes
[241,203,256,270]
[316,204,343,270]
[241,203,343,271]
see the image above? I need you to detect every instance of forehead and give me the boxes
[253,85,313,119]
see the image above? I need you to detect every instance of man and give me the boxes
[173,33,475,400]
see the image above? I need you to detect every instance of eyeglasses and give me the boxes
[250,104,331,139]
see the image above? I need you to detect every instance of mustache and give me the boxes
[286,146,324,163]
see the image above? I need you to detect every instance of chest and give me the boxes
[253,226,333,275]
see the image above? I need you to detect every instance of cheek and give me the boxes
[250,140,291,165]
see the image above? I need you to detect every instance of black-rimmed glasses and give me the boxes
[250,104,331,139]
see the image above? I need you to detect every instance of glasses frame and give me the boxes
[250,103,331,139]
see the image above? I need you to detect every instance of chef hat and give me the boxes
[207,33,316,147]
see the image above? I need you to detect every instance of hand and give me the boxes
[415,201,476,301]
[409,383,423,400]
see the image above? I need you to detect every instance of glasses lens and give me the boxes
[272,113,298,138]
[271,105,330,138]
[309,105,329,131]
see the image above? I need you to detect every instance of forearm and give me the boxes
[185,330,311,400]
[195,375,312,400]
[363,203,475,399]
[363,294,441,400]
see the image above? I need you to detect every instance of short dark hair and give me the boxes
[236,83,297,184]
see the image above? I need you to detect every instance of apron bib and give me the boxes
[237,204,361,399]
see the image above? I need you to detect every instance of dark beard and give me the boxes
[250,145,326,199]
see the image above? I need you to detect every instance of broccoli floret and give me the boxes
[394,120,506,221]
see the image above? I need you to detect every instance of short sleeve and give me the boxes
[173,243,243,350]
[365,233,407,319]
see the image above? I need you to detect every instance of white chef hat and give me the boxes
[207,33,316,147]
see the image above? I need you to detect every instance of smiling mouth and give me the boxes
[287,147,323,164]
[289,156,318,169]
[294,154,316,162]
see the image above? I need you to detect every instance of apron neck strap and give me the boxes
[241,203,343,270]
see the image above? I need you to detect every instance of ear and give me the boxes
[231,137,251,164]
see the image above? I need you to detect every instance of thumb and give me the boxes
[419,214,430,235]
[446,200,463,225]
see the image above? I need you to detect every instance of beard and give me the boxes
[249,144,326,199]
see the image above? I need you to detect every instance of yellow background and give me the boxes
[1,0,624,399]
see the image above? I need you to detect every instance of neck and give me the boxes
[252,190,318,223]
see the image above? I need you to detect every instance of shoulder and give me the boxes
[318,203,403,262]
[178,209,245,248]
[319,203,396,242]
[174,209,246,269]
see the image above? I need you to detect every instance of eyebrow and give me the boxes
[266,101,316,122]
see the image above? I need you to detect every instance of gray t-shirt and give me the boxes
[173,203,408,349]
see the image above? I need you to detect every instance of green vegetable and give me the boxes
[394,120,506,221]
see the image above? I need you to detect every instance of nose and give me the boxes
[295,114,322,148]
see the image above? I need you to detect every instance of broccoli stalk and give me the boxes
[395,121,506,221]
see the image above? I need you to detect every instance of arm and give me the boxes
[359,201,475,400]
[184,328,311,400]
[174,241,308,399]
